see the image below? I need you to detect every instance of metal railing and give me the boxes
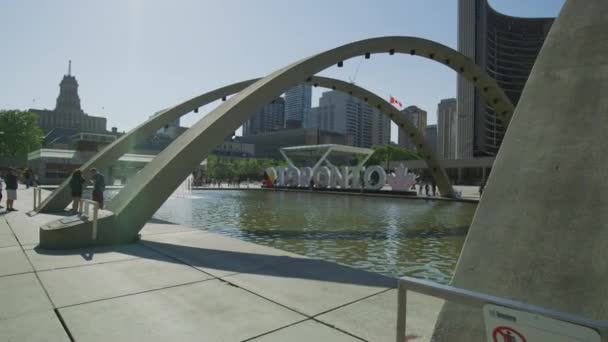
[78,199,100,240]
[396,276,608,342]
[32,187,42,211]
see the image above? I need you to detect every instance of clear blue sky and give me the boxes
[1,0,564,141]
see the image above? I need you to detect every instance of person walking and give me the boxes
[23,168,32,189]
[5,168,18,211]
[431,181,437,196]
[424,183,430,196]
[90,168,106,209]
[69,169,86,213]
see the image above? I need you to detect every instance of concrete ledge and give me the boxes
[195,187,480,204]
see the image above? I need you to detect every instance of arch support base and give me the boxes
[38,212,137,249]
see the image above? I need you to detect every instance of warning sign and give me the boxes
[483,304,601,342]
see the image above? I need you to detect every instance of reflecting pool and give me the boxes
[133,190,476,284]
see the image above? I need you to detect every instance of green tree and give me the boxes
[0,110,43,157]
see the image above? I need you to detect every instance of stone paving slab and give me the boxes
[0,246,33,277]
[142,230,307,278]
[0,232,19,248]
[225,257,396,316]
[317,289,444,342]
[250,319,362,341]
[59,279,307,342]
[39,255,213,307]
[0,311,70,342]
[0,273,53,320]
[26,243,161,271]
[0,217,12,235]
[5,211,43,245]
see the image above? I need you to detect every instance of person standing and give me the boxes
[69,169,86,213]
[5,168,18,211]
[90,168,106,209]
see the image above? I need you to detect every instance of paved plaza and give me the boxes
[0,188,443,341]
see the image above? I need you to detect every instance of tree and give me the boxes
[0,110,43,157]
[364,144,422,169]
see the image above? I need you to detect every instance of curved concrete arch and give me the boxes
[110,36,513,237]
[39,36,514,215]
[40,36,515,247]
[38,75,451,213]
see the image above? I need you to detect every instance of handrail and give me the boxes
[396,276,608,341]
[78,199,100,240]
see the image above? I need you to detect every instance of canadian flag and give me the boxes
[389,96,403,108]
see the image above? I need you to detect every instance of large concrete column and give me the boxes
[434,1,608,339]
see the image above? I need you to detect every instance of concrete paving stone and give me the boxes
[60,279,307,342]
[250,319,361,342]
[4,199,73,245]
[0,217,11,234]
[225,258,396,316]
[0,273,53,320]
[141,230,307,277]
[39,255,213,307]
[317,289,444,342]
[0,311,70,342]
[0,232,18,248]
[0,246,33,277]
[5,211,42,245]
[26,242,162,271]
[139,222,197,236]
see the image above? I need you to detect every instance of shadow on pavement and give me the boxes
[33,239,397,289]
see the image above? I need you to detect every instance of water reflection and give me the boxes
[111,190,476,284]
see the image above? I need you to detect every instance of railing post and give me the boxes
[396,280,407,342]
[92,202,98,240]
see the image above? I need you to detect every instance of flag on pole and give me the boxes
[389,96,403,108]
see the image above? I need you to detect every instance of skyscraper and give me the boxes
[437,98,457,159]
[284,84,312,129]
[242,97,285,136]
[309,90,389,148]
[398,105,427,151]
[457,0,554,157]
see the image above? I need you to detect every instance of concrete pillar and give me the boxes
[434,1,608,339]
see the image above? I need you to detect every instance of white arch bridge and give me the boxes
[37,36,514,248]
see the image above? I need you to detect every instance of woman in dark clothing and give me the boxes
[69,169,86,212]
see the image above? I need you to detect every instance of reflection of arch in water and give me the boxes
[40,36,514,247]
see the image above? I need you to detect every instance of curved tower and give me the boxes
[457,0,554,157]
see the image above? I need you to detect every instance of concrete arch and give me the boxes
[40,36,515,247]
[38,76,450,213]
